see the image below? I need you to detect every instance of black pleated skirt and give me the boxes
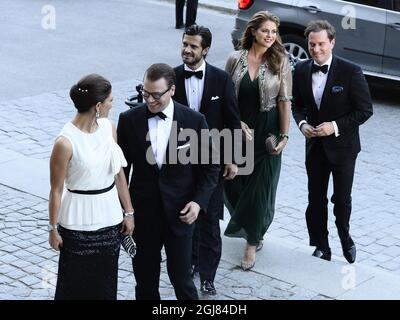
[54,224,121,300]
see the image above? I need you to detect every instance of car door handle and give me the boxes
[389,23,400,30]
[302,6,321,13]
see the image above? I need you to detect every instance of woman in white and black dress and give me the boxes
[48,74,134,300]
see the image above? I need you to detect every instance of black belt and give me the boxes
[68,182,115,195]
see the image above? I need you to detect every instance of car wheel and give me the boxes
[281,35,309,68]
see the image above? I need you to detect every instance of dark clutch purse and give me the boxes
[121,235,136,258]
[265,134,278,154]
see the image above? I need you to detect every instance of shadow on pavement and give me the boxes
[367,76,400,107]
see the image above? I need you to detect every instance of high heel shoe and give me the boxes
[241,244,256,271]
[241,259,255,271]
[256,240,263,252]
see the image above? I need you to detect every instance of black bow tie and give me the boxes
[312,64,329,74]
[146,109,167,120]
[184,70,203,79]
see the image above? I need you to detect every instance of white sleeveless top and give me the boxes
[57,118,127,231]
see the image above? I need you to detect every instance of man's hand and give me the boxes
[223,164,238,180]
[300,123,318,138]
[315,122,335,137]
[179,201,201,225]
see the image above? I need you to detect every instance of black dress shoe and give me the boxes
[175,23,185,29]
[200,280,216,295]
[190,265,198,278]
[312,248,332,261]
[343,245,356,264]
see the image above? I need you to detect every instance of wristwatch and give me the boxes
[48,224,58,232]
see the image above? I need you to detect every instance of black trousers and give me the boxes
[132,204,198,300]
[305,140,356,250]
[175,0,198,27]
[192,178,223,282]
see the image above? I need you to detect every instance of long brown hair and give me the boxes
[240,11,286,75]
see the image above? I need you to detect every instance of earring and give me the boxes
[96,109,100,118]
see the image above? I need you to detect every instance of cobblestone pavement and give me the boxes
[0,78,399,299]
[0,184,331,300]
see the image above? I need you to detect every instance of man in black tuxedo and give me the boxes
[175,0,198,29]
[174,25,241,295]
[292,20,373,263]
[117,63,220,300]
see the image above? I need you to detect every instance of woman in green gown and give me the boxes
[224,11,292,270]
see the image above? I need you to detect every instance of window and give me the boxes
[343,0,387,9]
[392,0,400,11]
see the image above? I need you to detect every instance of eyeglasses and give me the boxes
[141,87,171,100]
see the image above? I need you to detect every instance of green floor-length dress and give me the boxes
[224,71,282,245]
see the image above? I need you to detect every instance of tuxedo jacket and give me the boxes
[174,63,241,164]
[292,55,373,164]
[117,101,220,237]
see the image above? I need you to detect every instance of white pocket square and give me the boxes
[177,143,190,150]
[211,96,219,101]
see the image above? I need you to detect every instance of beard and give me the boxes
[182,53,203,67]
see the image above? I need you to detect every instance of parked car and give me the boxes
[231,0,400,81]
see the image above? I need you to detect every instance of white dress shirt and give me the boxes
[148,99,174,169]
[298,55,339,137]
[312,55,332,110]
[184,61,206,112]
